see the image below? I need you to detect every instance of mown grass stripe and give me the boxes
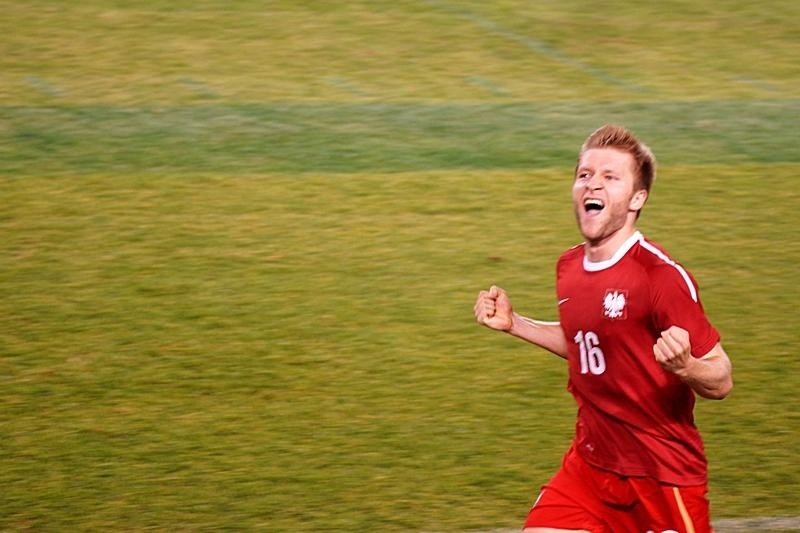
[0,100,797,175]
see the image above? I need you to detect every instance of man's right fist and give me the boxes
[474,285,513,332]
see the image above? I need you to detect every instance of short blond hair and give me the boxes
[578,124,657,193]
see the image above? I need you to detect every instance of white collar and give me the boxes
[583,231,642,272]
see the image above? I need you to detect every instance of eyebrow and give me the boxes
[577,166,619,174]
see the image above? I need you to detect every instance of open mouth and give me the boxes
[583,198,605,213]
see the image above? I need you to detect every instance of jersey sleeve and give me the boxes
[650,264,720,357]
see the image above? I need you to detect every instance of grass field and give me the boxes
[1,1,799,531]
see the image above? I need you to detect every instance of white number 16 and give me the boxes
[574,330,606,375]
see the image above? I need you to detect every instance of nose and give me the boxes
[585,173,603,191]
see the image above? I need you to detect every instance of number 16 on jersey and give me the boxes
[574,330,606,375]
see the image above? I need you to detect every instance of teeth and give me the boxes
[584,198,604,210]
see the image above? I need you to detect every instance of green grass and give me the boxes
[2,1,798,104]
[1,100,798,175]
[1,1,799,531]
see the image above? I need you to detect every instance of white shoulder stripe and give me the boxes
[638,237,698,302]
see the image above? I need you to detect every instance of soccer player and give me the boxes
[474,124,733,533]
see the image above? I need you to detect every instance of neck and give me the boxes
[584,226,638,262]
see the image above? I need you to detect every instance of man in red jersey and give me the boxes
[474,124,733,533]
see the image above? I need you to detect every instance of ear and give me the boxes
[629,189,648,211]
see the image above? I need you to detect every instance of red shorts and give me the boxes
[524,446,712,533]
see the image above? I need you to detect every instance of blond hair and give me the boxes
[578,124,657,193]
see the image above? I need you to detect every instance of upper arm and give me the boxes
[650,264,720,358]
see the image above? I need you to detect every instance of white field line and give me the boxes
[713,516,800,532]
[461,516,800,533]
[421,0,644,92]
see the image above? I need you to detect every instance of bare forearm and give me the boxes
[675,347,733,400]
[507,312,568,358]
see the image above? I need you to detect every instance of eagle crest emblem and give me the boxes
[603,289,628,320]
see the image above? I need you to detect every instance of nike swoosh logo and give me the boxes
[558,298,570,306]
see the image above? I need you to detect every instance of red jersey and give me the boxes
[556,231,720,486]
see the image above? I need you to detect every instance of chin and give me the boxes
[578,223,603,243]
[579,223,614,246]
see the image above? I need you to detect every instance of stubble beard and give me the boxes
[575,204,631,247]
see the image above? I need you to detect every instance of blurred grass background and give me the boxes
[1,1,799,531]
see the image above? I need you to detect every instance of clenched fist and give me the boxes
[474,285,513,332]
[654,325,693,375]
